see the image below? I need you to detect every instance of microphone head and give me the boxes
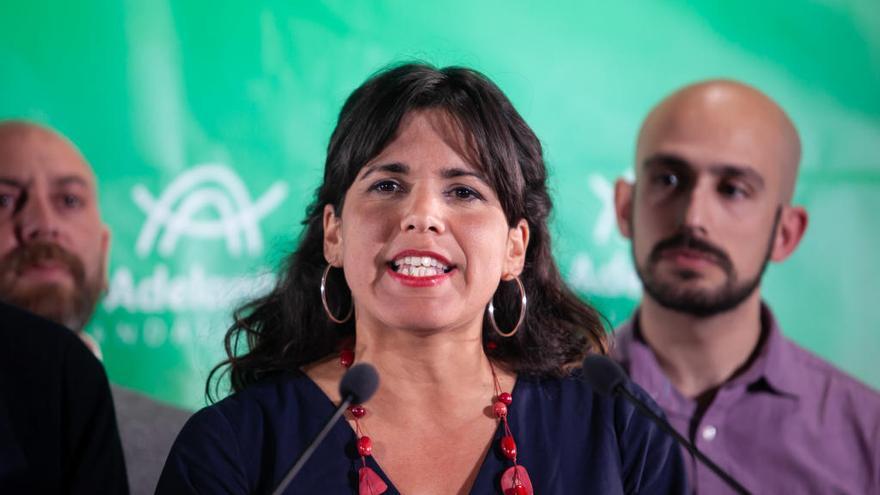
[581,354,627,396]
[339,363,380,404]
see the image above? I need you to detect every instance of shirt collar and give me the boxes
[611,313,695,416]
[611,302,804,407]
[743,303,803,398]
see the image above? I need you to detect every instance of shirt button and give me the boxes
[702,425,717,441]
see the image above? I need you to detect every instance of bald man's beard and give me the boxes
[0,242,104,332]
[631,209,780,317]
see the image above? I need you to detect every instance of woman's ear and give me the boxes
[503,219,530,280]
[323,204,343,266]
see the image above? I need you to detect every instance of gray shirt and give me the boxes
[112,385,191,495]
[612,304,880,494]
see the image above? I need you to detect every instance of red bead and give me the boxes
[340,349,354,368]
[498,392,513,405]
[500,465,533,495]
[486,341,498,350]
[500,435,517,460]
[357,436,373,457]
[358,466,388,495]
[493,401,508,418]
[349,404,366,418]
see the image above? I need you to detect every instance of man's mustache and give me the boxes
[648,231,733,274]
[1,241,86,283]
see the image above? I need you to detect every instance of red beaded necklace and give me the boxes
[338,347,534,495]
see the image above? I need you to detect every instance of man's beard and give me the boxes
[631,208,780,317]
[0,241,104,332]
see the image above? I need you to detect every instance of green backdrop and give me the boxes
[2,1,878,410]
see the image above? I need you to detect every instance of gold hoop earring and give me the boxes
[321,265,352,324]
[487,276,527,338]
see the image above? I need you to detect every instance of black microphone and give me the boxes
[271,363,380,495]
[582,355,752,495]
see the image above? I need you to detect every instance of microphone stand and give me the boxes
[615,384,751,495]
[271,395,354,495]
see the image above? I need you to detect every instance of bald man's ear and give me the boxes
[770,205,808,262]
[614,179,634,239]
[100,224,111,290]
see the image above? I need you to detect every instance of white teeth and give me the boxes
[393,254,450,276]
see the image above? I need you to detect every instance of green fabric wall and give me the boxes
[2,0,878,409]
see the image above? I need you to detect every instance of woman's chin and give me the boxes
[392,318,459,334]
[371,310,472,336]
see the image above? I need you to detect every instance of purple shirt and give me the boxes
[612,304,880,494]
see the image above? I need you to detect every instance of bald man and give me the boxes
[0,121,126,491]
[0,121,109,345]
[611,81,880,493]
[0,120,189,494]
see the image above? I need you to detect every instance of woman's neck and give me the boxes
[305,317,515,411]
[358,318,513,412]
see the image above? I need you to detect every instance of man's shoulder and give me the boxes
[112,385,191,425]
[0,301,77,347]
[0,301,100,377]
[778,334,880,402]
[609,318,637,363]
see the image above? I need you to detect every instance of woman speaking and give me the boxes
[157,63,685,494]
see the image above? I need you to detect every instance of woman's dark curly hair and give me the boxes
[208,63,607,401]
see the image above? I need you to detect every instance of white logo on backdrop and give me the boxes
[566,173,641,298]
[587,173,617,246]
[131,163,288,258]
[103,163,284,319]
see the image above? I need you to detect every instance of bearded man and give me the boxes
[0,120,188,494]
[611,81,880,493]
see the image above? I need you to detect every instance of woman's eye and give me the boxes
[371,180,402,194]
[448,186,483,201]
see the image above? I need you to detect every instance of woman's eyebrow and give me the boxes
[359,162,408,181]
[441,167,489,185]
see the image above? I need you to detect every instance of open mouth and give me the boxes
[389,254,454,278]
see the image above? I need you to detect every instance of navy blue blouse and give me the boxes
[157,370,686,494]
